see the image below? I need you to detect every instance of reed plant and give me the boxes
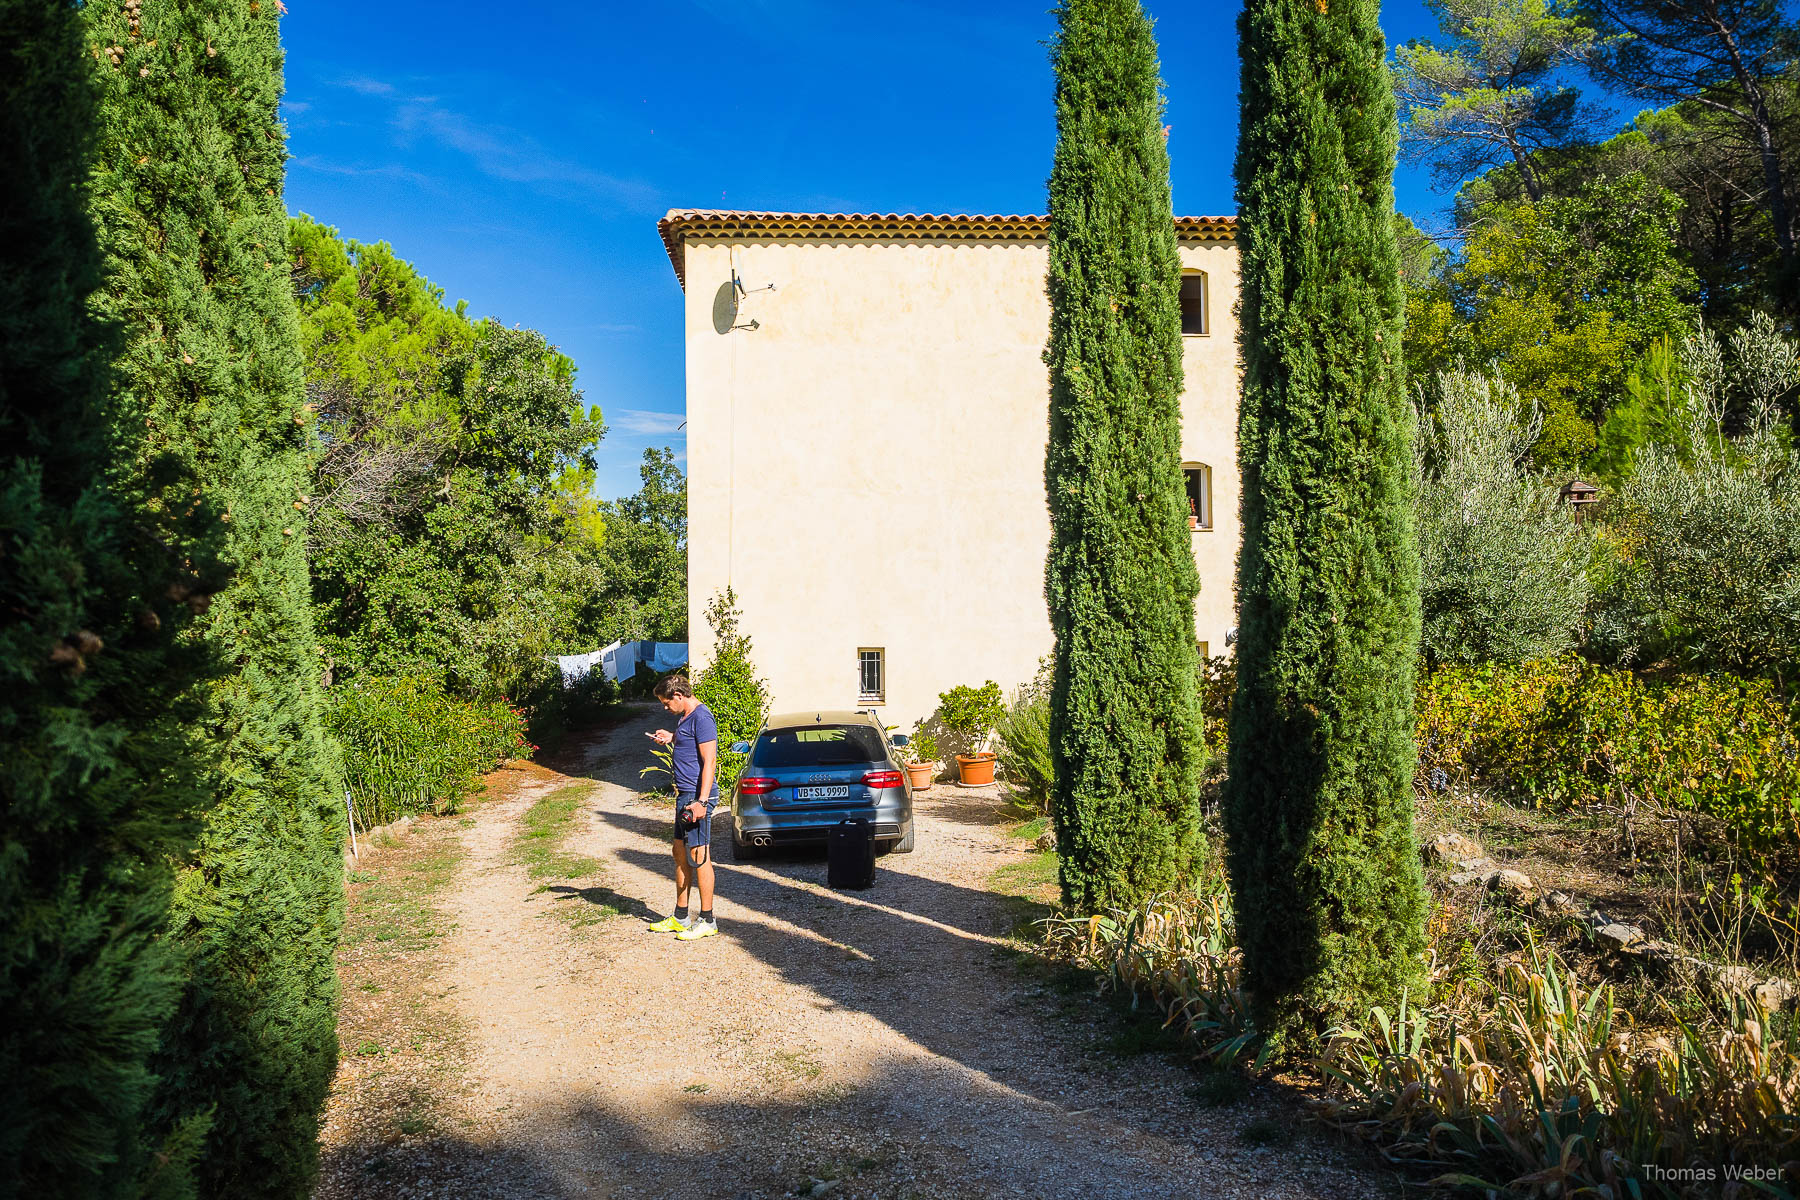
[1043,893,1800,1197]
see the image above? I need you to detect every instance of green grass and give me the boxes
[509,784,626,931]
[1006,815,1051,841]
[343,836,462,953]
[988,847,1060,938]
[512,785,605,881]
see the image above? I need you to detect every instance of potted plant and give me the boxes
[903,729,939,790]
[937,681,1004,786]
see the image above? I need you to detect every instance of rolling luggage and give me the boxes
[828,818,876,889]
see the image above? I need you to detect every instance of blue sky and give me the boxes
[279,1,1518,498]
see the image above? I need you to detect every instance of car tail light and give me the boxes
[739,777,778,796]
[862,770,903,789]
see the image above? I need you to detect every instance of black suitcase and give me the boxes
[828,818,876,889]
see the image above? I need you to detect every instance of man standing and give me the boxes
[645,674,720,940]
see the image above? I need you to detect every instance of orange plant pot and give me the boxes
[955,752,997,786]
[906,761,936,790]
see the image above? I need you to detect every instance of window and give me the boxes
[752,724,888,767]
[1179,272,1208,336]
[1183,463,1212,531]
[858,648,884,704]
[1198,641,1209,660]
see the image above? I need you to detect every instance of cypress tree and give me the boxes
[1043,0,1205,913]
[1224,0,1428,1044]
[83,1,345,1193]
[0,3,212,1196]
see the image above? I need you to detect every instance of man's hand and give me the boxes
[648,729,673,745]
[685,801,707,823]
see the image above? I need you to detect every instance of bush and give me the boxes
[1419,657,1800,857]
[1591,316,1800,676]
[693,589,768,794]
[331,677,530,827]
[995,665,1054,812]
[1415,368,1594,665]
[1200,654,1235,768]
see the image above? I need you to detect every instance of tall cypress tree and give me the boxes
[1225,0,1428,1045]
[0,3,211,1195]
[1044,0,1205,913]
[83,2,345,1193]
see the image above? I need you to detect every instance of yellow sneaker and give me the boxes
[675,919,718,941]
[646,915,690,933]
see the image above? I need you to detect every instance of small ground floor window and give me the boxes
[858,648,885,704]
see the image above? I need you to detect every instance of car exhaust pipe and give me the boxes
[753,836,772,848]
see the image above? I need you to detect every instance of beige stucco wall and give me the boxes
[681,232,1240,732]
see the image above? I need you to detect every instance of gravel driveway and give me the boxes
[325,703,1397,1199]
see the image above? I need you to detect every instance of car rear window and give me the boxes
[751,725,887,767]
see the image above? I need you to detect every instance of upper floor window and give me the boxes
[1180,271,1208,336]
[1183,463,1212,531]
[858,648,885,704]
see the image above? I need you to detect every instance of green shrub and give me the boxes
[1415,368,1593,665]
[1588,316,1800,676]
[934,681,1005,759]
[996,688,1054,813]
[1419,657,1800,856]
[1200,654,1235,767]
[331,677,530,826]
[693,589,768,794]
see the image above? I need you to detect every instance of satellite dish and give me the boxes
[711,281,738,335]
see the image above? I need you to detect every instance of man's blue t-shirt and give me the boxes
[671,702,720,801]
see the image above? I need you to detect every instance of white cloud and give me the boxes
[393,101,660,213]
[338,76,395,96]
[610,409,687,436]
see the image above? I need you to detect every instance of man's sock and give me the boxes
[674,905,689,921]
[699,909,713,924]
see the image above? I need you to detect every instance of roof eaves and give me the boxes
[656,209,1237,290]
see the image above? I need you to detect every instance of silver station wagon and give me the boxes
[728,709,916,861]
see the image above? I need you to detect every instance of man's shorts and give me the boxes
[673,791,717,853]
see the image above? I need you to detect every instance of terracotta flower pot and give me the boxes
[955,752,997,786]
[906,761,935,790]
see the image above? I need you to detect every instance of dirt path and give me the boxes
[319,705,1397,1200]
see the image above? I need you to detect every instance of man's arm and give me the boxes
[691,738,718,819]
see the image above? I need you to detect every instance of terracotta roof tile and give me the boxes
[657,209,1237,289]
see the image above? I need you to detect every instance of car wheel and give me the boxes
[731,833,762,862]
[891,827,915,854]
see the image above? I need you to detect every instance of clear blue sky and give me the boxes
[278,1,1506,498]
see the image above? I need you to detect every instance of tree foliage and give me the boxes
[1578,0,1799,292]
[1407,173,1695,468]
[597,447,688,643]
[82,1,344,1193]
[1043,0,1205,914]
[1227,0,1429,1045]
[1393,0,1602,201]
[1593,315,1800,675]
[0,2,209,1194]
[290,218,610,700]
[1416,369,1594,664]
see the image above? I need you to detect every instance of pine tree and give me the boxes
[0,4,212,1195]
[1225,0,1429,1045]
[1043,0,1205,913]
[83,2,345,1193]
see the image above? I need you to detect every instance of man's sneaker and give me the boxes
[646,914,691,934]
[675,919,718,941]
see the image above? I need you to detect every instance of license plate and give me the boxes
[794,785,849,800]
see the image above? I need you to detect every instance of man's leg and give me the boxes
[673,837,692,908]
